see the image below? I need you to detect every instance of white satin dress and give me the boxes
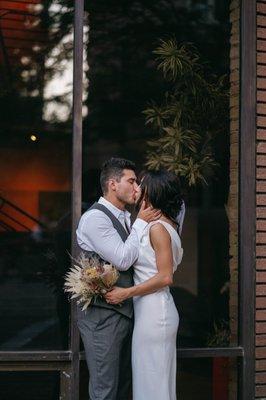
[132,220,183,400]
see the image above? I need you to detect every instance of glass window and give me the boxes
[177,358,238,400]
[0,1,74,350]
[83,0,233,348]
[0,371,59,400]
[79,358,238,400]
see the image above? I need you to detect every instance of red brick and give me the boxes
[230,45,239,60]
[256,336,266,347]
[256,372,266,386]
[258,2,266,14]
[257,220,266,231]
[257,195,266,205]
[257,285,266,295]
[258,90,266,102]
[258,104,266,115]
[257,258,266,269]
[258,52,266,64]
[257,181,266,192]
[257,310,266,321]
[257,272,266,283]
[230,0,239,12]
[256,385,266,397]
[230,8,239,23]
[256,322,266,334]
[258,27,266,40]
[257,207,266,218]
[258,116,266,127]
[257,297,266,308]
[258,156,266,166]
[257,129,266,140]
[230,57,239,70]
[256,347,266,359]
[257,142,266,154]
[257,233,266,244]
[258,41,266,53]
[257,168,266,179]
[258,15,266,27]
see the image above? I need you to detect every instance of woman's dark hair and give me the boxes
[100,157,136,194]
[139,169,183,228]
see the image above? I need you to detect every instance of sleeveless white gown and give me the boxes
[132,220,183,400]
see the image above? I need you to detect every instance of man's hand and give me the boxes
[137,200,161,223]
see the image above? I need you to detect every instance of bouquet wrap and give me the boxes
[64,253,119,311]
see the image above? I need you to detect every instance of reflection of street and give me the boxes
[0,317,57,350]
[0,371,59,400]
[0,278,64,350]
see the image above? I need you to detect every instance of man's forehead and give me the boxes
[122,169,137,179]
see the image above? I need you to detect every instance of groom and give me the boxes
[76,157,161,400]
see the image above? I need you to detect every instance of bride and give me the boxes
[105,169,183,400]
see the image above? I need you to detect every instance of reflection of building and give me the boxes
[0,0,262,399]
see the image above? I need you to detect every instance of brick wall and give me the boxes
[256,2,266,398]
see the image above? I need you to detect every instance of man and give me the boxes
[76,157,160,400]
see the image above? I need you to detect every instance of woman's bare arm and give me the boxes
[105,223,174,304]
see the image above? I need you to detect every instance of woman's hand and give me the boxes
[105,287,130,304]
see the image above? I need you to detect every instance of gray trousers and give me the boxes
[77,306,133,400]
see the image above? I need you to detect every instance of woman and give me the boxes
[105,169,183,400]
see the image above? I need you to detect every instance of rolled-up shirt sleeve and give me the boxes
[76,210,147,271]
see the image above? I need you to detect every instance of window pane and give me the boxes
[83,0,235,348]
[177,358,238,400]
[0,1,74,350]
[0,371,59,400]
[79,358,238,400]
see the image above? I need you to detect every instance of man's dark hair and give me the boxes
[100,157,136,194]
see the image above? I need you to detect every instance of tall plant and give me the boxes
[144,38,229,187]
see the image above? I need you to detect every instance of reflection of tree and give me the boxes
[84,0,230,143]
[144,39,228,187]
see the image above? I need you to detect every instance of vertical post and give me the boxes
[70,0,84,399]
[239,0,256,398]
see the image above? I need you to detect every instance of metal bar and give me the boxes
[0,351,72,362]
[0,196,47,229]
[0,362,70,371]
[177,347,243,358]
[239,0,256,399]
[0,0,42,4]
[70,1,84,399]
[79,347,244,360]
[0,209,31,231]
[60,366,72,400]
[0,219,15,231]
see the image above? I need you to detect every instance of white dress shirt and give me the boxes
[76,197,148,271]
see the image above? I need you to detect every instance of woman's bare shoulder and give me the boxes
[149,222,171,245]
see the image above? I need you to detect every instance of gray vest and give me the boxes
[78,202,134,318]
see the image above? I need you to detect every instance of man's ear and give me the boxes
[109,179,116,192]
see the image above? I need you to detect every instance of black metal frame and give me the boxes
[238,0,257,399]
[0,0,257,398]
[69,0,84,398]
